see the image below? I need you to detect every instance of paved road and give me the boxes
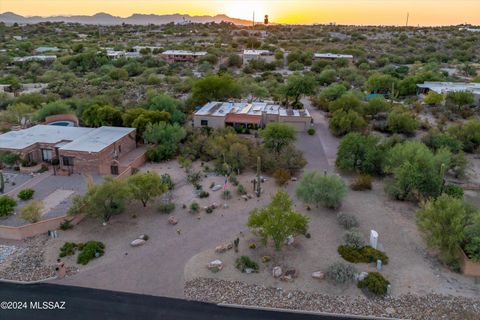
[0,283,357,320]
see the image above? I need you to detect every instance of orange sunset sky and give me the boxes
[1,0,479,26]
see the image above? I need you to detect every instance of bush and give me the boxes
[59,219,73,230]
[350,175,373,191]
[18,188,35,200]
[77,241,105,265]
[235,256,259,273]
[59,242,78,257]
[342,228,365,249]
[325,262,357,284]
[198,191,210,198]
[307,128,316,135]
[237,184,247,195]
[329,109,367,137]
[337,212,359,229]
[19,201,43,223]
[229,175,239,186]
[357,272,390,295]
[0,195,16,217]
[158,202,175,214]
[160,174,175,190]
[386,108,419,134]
[222,189,232,200]
[273,168,291,186]
[443,184,464,199]
[338,245,389,264]
[190,202,200,212]
[296,171,347,209]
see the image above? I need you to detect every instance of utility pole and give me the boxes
[405,12,410,27]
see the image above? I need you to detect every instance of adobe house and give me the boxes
[161,50,207,62]
[0,125,146,175]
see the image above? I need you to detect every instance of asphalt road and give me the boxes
[0,283,358,320]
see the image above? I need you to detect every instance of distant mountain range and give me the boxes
[0,12,254,26]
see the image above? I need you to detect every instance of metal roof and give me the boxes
[417,82,480,95]
[314,53,354,59]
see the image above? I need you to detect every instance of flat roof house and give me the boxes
[35,46,61,53]
[0,125,145,175]
[12,55,57,63]
[417,82,480,105]
[161,50,207,62]
[243,50,273,63]
[193,102,312,131]
[314,53,354,63]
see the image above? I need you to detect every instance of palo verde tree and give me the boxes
[296,171,347,209]
[127,171,168,207]
[247,191,309,250]
[259,122,296,153]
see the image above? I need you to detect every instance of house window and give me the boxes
[111,165,119,175]
[62,156,74,167]
[118,145,122,153]
[26,152,34,162]
[200,120,208,126]
[41,149,52,161]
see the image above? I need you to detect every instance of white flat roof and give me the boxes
[0,125,94,150]
[314,53,354,59]
[60,126,135,152]
[195,101,310,118]
[0,125,135,153]
[162,50,207,56]
[417,82,480,95]
[243,50,272,56]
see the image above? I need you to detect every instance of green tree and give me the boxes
[448,119,480,153]
[416,194,477,265]
[68,177,130,222]
[19,200,43,223]
[123,108,171,138]
[81,104,123,127]
[281,74,316,107]
[127,171,167,207]
[336,133,385,175]
[296,171,347,209]
[191,74,242,106]
[365,73,397,94]
[424,91,444,106]
[386,108,419,134]
[329,109,367,137]
[247,191,309,250]
[446,91,474,111]
[148,94,185,124]
[259,122,296,153]
[0,195,16,217]
[144,122,187,161]
[34,101,73,122]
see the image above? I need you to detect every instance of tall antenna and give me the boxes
[405,12,410,27]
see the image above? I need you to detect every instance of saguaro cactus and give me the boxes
[0,171,4,194]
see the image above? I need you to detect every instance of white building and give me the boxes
[314,53,354,61]
[417,82,480,105]
[193,101,312,131]
[35,46,61,53]
[12,55,57,63]
[243,50,273,63]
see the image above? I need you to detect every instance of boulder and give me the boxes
[241,195,249,201]
[215,243,232,253]
[130,239,146,247]
[284,268,298,278]
[356,271,369,282]
[212,185,222,191]
[285,235,294,246]
[168,216,178,225]
[138,234,149,241]
[272,266,282,278]
[312,271,325,280]
[207,260,223,271]
[245,268,255,274]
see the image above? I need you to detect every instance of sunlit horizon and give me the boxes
[2,0,480,26]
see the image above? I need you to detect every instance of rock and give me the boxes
[168,216,178,225]
[285,268,298,279]
[138,234,148,241]
[130,239,146,247]
[212,185,222,191]
[385,307,395,315]
[247,194,253,199]
[211,203,218,209]
[241,195,249,201]
[215,243,233,253]
[207,260,223,271]
[285,235,294,245]
[245,268,255,274]
[272,266,282,278]
[355,271,369,281]
[311,271,325,280]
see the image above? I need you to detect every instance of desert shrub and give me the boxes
[77,241,105,265]
[222,189,232,200]
[386,108,419,134]
[160,173,175,190]
[237,184,247,195]
[19,200,43,223]
[158,202,175,214]
[0,195,17,217]
[329,109,367,137]
[17,188,35,200]
[443,184,464,199]
[59,219,73,230]
[325,262,357,284]
[357,272,390,295]
[199,191,210,198]
[229,175,239,186]
[338,245,389,264]
[342,228,365,249]
[337,212,359,229]
[350,175,372,191]
[296,171,347,209]
[59,242,78,257]
[307,128,316,135]
[190,202,200,213]
[273,168,291,185]
[235,256,259,273]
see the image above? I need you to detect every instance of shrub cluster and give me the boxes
[337,245,389,264]
[350,175,373,191]
[59,242,78,257]
[357,272,390,295]
[158,202,175,214]
[235,256,259,273]
[18,188,35,200]
[77,241,105,265]
[342,229,365,249]
[325,262,357,284]
[336,212,359,230]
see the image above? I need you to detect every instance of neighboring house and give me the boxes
[12,55,57,63]
[0,125,145,175]
[193,101,312,131]
[35,46,61,53]
[161,50,207,62]
[0,83,48,97]
[243,49,273,63]
[132,46,162,53]
[314,53,354,63]
[417,82,480,105]
[105,49,141,59]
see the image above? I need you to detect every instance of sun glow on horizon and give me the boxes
[1,0,480,26]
